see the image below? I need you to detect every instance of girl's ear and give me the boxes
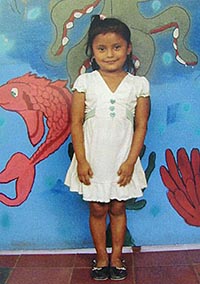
[127,43,132,55]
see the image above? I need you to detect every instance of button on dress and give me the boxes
[65,70,150,203]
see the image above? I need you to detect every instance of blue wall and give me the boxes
[0,0,199,250]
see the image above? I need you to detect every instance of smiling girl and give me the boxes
[65,15,150,281]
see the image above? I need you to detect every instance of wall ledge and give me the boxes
[0,244,200,255]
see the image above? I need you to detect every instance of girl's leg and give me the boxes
[89,201,109,267]
[109,200,127,267]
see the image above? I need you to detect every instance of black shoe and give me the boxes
[91,260,109,281]
[110,266,127,281]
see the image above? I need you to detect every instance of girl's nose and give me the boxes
[107,49,114,57]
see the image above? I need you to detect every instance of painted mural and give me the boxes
[0,0,199,250]
[160,148,200,227]
[0,73,72,206]
[50,0,197,83]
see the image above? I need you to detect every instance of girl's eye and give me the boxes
[98,47,105,51]
[11,87,18,98]
[114,45,121,50]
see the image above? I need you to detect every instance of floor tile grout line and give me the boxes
[14,254,22,267]
[132,248,199,268]
[5,255,21,284]
[68,266,74,284]
[185,250,200,268]
[68,253,78,284]
[5,270,12,284]
[3,251,200,284]
[191,263,200,283]
[132,248,137,284]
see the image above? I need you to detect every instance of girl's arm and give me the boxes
[117,96,150,186]
[71,90,93,185]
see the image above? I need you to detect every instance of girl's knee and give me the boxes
[109,200,126,217]
[90,202,109,218]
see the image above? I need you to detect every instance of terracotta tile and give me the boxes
[71,268,104,284]
[192,264,200,282]
[74,252,133,268]
[134,250,188,267]
[71,267,135,284]
[17,254,75,267]
[7,267,72,284]
[123,253,134,266]
[74,254,96,268]
[0,255,19,267]
[135,265,198,284]
[187,250,200,264]
[0,267,12,283]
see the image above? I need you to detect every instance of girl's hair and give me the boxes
[86,15,135,74]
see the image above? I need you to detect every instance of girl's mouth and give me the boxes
[105,60,116,64]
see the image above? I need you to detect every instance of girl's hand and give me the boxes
[77,161,93,185]
[117,161,135,187]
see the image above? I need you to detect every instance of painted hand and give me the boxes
[160,148,200,226]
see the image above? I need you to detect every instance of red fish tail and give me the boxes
[0,153,35,206]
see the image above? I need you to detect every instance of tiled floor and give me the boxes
[1,248,200,284]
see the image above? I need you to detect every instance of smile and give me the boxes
[105,61,117,64]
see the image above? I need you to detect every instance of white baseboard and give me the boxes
[0,244,200,255]
[0,247,131,255]
[140,244,200,252]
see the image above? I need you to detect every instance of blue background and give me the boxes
[0,0,199,250]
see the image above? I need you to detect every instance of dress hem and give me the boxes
[69,188,144,203]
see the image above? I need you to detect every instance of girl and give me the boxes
[65,15,150,281]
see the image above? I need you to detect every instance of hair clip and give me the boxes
[100,14,106,20]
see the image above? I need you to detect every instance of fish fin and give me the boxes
[18,110,45,146]
[52,80,68,88]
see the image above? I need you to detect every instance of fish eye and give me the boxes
[11,88,18,98]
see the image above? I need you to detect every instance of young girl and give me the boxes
[65,15,150,281]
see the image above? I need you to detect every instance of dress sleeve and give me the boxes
[72,74,87,93]
[137,76,150,98]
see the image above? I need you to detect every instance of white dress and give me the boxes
[65,70,150,203]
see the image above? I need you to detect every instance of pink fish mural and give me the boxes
[0,73,72,206]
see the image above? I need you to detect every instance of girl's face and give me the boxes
[92,32,132,73]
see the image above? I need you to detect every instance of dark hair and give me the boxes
[86,15,135,74]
